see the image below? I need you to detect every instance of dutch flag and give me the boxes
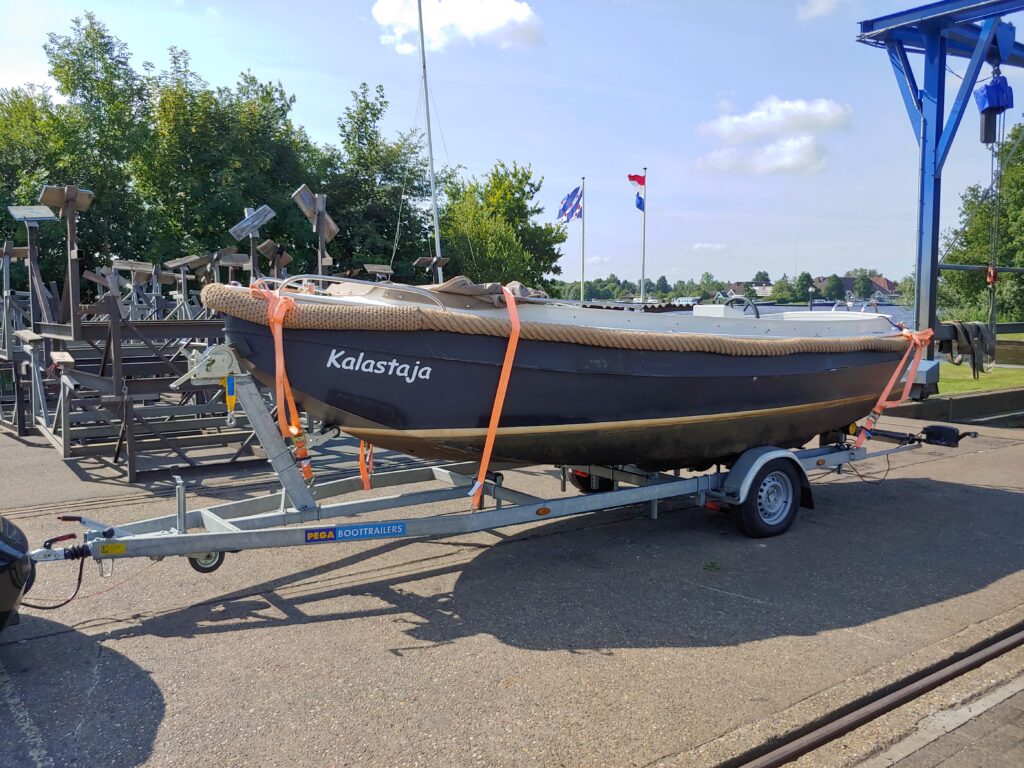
[628,173,646,212]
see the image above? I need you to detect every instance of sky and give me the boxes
[1,0,1021,286]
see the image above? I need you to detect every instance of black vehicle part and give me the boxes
[567,470,614,494]
[0,516,32,633]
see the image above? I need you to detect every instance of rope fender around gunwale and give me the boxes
[200,283,910,357]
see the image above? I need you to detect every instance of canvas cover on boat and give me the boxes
[201,283,910,357]
[423,276,548,308]
[324,276,547,309]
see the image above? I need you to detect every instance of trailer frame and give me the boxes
[26,344,928,576]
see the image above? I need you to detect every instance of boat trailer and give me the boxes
[8,345,975,624]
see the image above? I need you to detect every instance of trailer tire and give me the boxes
[734,459,800,538]
[188,551,225,574]
[567,470,614,494]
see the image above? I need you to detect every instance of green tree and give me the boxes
[743,284,757,301]
[0,87,61,274]
[698,271,724,299]
[752,270,770,283]
[940,123,1024,321]
[327,83,433,282]
[441,161,565,286]
[853,273,874,299]
[44,13,156,272]
[771,273,794,303]
[824,274,844,301]
[440,192,534,285]
[794,271,813,299]
[672,278,698,297]
[655,274,670,294]
[1,13,582,295]
[898,273,915,307]
[134,51,326,266]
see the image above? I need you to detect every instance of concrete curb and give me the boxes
[888,388,1024,422]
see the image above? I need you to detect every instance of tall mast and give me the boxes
[417,0,444,282]
[580,176,585,302]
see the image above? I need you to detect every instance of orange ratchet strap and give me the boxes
[358,440,374,491]
[855,328,934,448]
[471,286,521,510]
[250,283,314,484]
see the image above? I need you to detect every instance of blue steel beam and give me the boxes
[862,22,1024,65]
[859,0,1024,341]
[916,28,946,337]
[887,41,922,138]
[944,22,1024,63]
[936,17,1000,170]
[860,0,1024,37]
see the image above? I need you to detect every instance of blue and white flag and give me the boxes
[557,186,583,223]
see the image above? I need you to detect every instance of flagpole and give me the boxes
[580,176,585,303]
[640,166,647,302]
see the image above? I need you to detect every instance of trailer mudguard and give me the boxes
[723,447,814,510]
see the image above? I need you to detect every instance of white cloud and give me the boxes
[372,0,542,54]
[692,242,726,251]
[699,96,852,144]
[697,135,827,174]
[796,0,846,20]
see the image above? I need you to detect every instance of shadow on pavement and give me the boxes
[98,477,1024,653]
[0,617,164,767]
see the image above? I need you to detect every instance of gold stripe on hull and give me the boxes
[343,394,877,441]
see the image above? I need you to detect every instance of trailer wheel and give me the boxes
[567,470,614,494]
[734,459,800,538]
[188,551,225,574]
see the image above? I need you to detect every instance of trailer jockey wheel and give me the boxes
[188,551,225,574]
[567,470,614,494]
[734,459,800,538]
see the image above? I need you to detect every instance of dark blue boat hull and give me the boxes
[226,317,903,469]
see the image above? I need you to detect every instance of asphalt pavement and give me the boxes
[1,418,1022,767]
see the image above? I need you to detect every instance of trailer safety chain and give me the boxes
[855,328,933,449]
[471,286,521,510]
[251,281,315,485]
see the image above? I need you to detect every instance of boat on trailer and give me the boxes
[201,276,910,471]
[11,320,967,632]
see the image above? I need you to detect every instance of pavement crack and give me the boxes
[69,643,104,753]
[690,582,771,605]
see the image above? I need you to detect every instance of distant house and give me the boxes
[812,275,902,300]
[813,276,856,295]
[870,276,898,294]
[728,281,773,298]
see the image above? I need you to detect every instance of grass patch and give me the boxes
[938,362,1024,395]
[998,333,1024,340]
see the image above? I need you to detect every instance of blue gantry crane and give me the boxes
[859,0,1024,342]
